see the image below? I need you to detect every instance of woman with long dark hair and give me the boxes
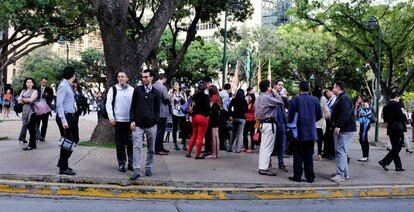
[312,86,329,161]
[229,89,248,153]
[18,78,38,150]
[357,98,372,162]
[170,82,187,150]
[208,85,222,158]
[243,93,256,153]
[186,82,210,159]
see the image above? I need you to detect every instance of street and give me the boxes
[0,195,412,212]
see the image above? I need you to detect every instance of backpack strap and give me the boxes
[111,85,117,118]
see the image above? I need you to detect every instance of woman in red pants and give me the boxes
[186,82,210,159]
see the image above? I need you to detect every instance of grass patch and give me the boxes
[78,141,115,148]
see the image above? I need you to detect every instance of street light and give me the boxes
[367,16,381,143]
[58,35,69,66]
[222,0,243,87]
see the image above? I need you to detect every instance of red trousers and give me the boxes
[188,114,209,156]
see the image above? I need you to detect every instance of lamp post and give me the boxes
[367,16,381,143]
[58,35,69,66]
[222,0,243,87]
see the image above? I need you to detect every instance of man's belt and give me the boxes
[260,117,276,123]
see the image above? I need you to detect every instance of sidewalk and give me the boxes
[1,112,414,199]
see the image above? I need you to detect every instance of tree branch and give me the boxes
[166,5,203,79]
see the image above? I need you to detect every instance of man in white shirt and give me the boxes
[106,71,134,172]
[323,86,337,160]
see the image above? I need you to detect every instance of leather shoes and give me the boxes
[162,149,170,153]
[195,155,205,160]
[155,151,168,155]
[258,169,276,176]
[186,153,191,158]
[59,168,76,175]
[288,176,301,182]
[127,163,133,171]
[396,168,406,171]
[19,139,28,144]
[378,160,388,171]
[119,165,126,173]
[279,165,288,172]
[22,146,36,151]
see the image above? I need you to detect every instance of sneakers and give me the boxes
[130,172,140,180]
[331,173,349,180]
[357,157,369,162]
[258,169,277,176]
[330,174,345,183]
[145,169,152,176]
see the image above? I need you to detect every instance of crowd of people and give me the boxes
[4,66,414,183]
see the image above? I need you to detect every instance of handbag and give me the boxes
[58,137,77,152]
[253,129,261,144]
[33,99,52,115]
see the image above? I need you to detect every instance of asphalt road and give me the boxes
[0,196,413,212]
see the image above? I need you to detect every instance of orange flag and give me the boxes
[257,59,261,87]
[232,61,239,90]
[267,58,272,82]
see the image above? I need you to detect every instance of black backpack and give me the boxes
[100,86,117,119]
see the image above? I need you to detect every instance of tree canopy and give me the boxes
[294,0,414,97]
[0,0,95,92]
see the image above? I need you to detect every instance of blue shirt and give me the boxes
[56,79,76,125]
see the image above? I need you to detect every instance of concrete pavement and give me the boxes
[0,112,414,199]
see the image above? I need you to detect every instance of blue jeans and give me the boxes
[334,131,355,177]
[276,125,286,166]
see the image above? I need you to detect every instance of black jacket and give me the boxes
[37,86,54,107]
[192,92,210,117]
[229,97,248,119]
[331,92,357,132]
[383,100,407,134]
[130,85,161,128]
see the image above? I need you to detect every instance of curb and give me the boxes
[0,179,414,200]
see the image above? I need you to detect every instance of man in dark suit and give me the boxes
[37,77,54,141]
[287,81,322,183]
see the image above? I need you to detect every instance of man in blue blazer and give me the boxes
[287,81,322,183]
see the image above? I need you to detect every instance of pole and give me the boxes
[66,42,69,66]
[374,29,381,143]
[222,9,228,87]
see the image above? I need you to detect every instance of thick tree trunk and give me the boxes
[89,0,180,144]
[89,118,115,144]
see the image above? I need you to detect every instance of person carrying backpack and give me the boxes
[106,71,134,173]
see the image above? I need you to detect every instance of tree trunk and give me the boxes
[89,0,181,144]
[90,118,115,144]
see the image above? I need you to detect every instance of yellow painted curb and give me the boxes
[1,180,414,200]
